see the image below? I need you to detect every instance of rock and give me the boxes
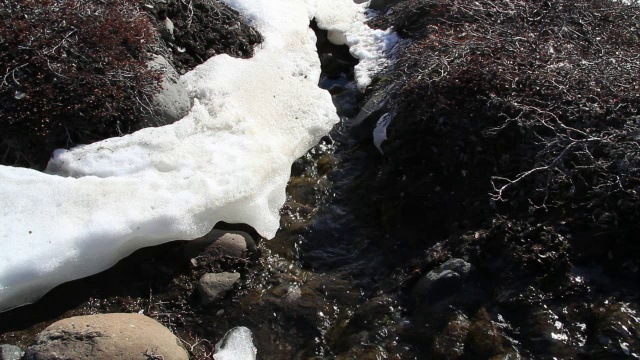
[213,326,257,360]
[198,272,241,305]
[183,230,255,259]
[146,55,191,125]
[23,313,188,360]
[432,313,471,359]
[207,233,249,258]
[349,81,397,142]
[414,258,473,304]
[0,344,24,360]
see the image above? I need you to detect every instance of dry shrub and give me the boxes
[375,0,640,258]
[0,0,162,169]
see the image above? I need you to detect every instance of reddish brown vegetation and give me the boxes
[0,0,162,168]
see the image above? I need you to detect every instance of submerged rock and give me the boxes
[198,272,241,305]
[414,258,473,304]
[213,326,257,360]
[24,313,188,360]
[0,344,24,360]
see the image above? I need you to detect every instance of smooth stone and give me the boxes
[414,258,473,303]
[207,233,248,258]
[198,272,241,305]
[184,230,255,259]
[0,344,24,360]
[24,313,188,360]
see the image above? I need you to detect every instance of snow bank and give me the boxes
[314,0,399,90]
[0,0,396,311]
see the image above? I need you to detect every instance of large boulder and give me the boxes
[24,313,188,360]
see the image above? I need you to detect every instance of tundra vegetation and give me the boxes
[367,0,640,356]
[0,0,162,169]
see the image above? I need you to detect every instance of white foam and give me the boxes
[0,0,397,311]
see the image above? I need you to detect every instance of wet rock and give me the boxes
[591,302,640,358]
[198,272,241,305]
[146,55,191,125]
[432,313,470,359]
[414,258,473,304]
[23,313,188,360]
[213,326,257,360]
[0,344,24,360]
[332,88,360,118]
[467,308,509,358]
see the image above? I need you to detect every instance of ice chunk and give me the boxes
[213,327,256,360]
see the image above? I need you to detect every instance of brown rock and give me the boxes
[24,313,188,360]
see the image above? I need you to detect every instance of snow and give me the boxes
[0,0,397,311]
[315,0,399,90]
[213,326,256,360]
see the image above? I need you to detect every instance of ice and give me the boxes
[0,0,397,311]
[213,326,256,360]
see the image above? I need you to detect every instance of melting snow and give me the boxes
[0,0,397,311]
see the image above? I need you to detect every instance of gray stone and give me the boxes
[24,313,188,360]
[414,258,474,304]
[0,344,24,360]
[146,55,191,125]
[198,272,241,305]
